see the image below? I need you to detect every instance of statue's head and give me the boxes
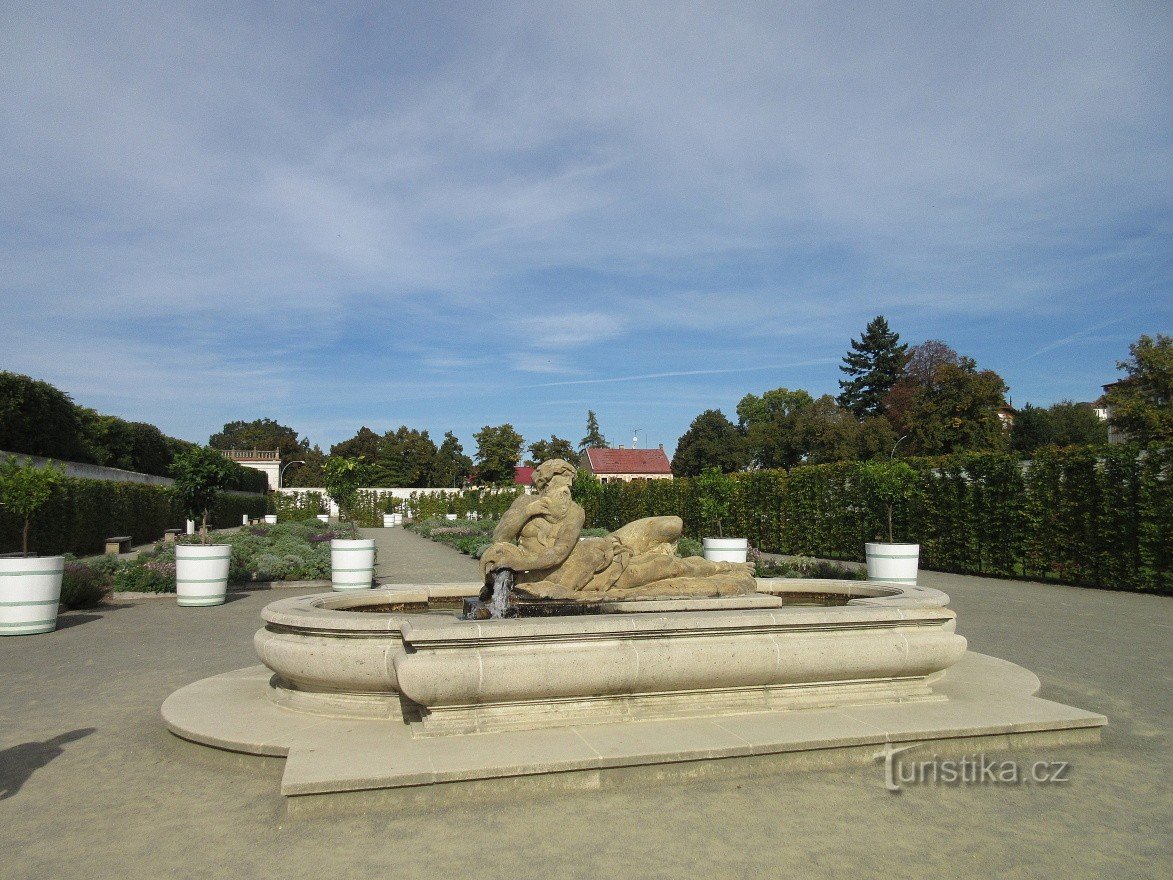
[532,458,577,491]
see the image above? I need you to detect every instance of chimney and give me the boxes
[659,443,664,450]
[618,444,625,449]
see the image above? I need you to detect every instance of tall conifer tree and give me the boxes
[579,410,607,451]
[837,316,908,418]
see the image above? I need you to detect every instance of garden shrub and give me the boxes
[0,476,264,556]
[571,446,1169,594]
[60,554,118,608]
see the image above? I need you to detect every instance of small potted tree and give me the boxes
[382,497,402,528]
[854,459,921,584]
[170,446,235,606]
[323,457,375,591]
[696,468,748,563]
[0,456,66,635]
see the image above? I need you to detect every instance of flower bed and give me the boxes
[58,520,357,599]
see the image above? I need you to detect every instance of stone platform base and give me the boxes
[162,652,1105,804]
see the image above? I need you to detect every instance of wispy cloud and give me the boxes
[1020,318,1132,362]
[1,1,1169,449]
[532,359,840,388]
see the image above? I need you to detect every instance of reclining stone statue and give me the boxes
[479,459,756,600]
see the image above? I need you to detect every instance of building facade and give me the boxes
[581,446,673,483]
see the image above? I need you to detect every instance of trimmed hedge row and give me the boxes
[571,445,1171,594]
[341,488,526,528]
[0,477,265,556]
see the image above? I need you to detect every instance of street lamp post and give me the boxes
[278,460,305,489]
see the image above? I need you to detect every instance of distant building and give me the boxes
[514,465,534,488]
[582,446,673,483]
[1099,382,1127,444]
[997,403,1016,430]
[220,449,280,490]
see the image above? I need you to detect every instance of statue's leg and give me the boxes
[611,554,695,590]
[609,516,683,555]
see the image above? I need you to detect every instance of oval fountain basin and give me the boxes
[255,580,967,729]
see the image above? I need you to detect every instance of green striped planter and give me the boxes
[865,542,920,585]
[331,539,376,592]
[175,544,232,606]
[0,556,64,635]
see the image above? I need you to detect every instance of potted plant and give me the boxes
[0,456,66,635]
[382,498,401,528]
[854,459,921,584]
[169,446,235,606]
[696,468,748,563]
[323,457,375,591]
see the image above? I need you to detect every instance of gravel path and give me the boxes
[0,543,1168,880]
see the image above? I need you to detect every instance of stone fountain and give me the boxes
[162,459,1105,804]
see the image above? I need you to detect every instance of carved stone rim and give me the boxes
[260,579,952,633]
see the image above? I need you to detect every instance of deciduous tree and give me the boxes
[527,435,579,467]
[433,431,473,488]
[209,418,309,464]
[474,424,525,484]
[1104,333,1172,444]
[900,357,1009,455]
[671,410,747,476]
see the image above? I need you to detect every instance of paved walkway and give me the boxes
[362,525,481,583]
[0,542,1168,879]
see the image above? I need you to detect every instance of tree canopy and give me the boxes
[671,410,747,476]
[737,387,897,468]
[527,435,579,467]
[837,316,908,418]
[209,418,309,463]
[474,424,525,484]
[169,446,235,541]
[0,372,92,462]
[1104,333,1171,444]
[893,351,1009,455]
[433,431,473,488]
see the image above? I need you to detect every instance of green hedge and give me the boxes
[570,445,1170,594]
[271,490,326,521]
[331,488,526,528]
[0,477,265,556]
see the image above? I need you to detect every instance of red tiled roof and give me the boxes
[583,447,672,475]
[514,466,534,485]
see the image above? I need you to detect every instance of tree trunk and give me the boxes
[22,517,30,557]
[887,506,894,544]
[201,509,209,544]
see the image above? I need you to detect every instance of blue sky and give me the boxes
[2,1,1169,455]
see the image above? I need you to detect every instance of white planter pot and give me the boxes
[186,519,196,535]
[0,555,64,635]
[702,537,749,564]
[331,539,376,592]
[445,513,458,521]
[316,514,329,523]
[263,515,277,525]
[382,513,403,528]
[242,514,249,526]
[175,544,232,607]
[865,542,920,584]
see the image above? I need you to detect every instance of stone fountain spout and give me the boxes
[467,567,516,619]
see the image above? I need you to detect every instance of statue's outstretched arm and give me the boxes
[481,505,585,575]
[520,505,585,571]
[491,495,537,543]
